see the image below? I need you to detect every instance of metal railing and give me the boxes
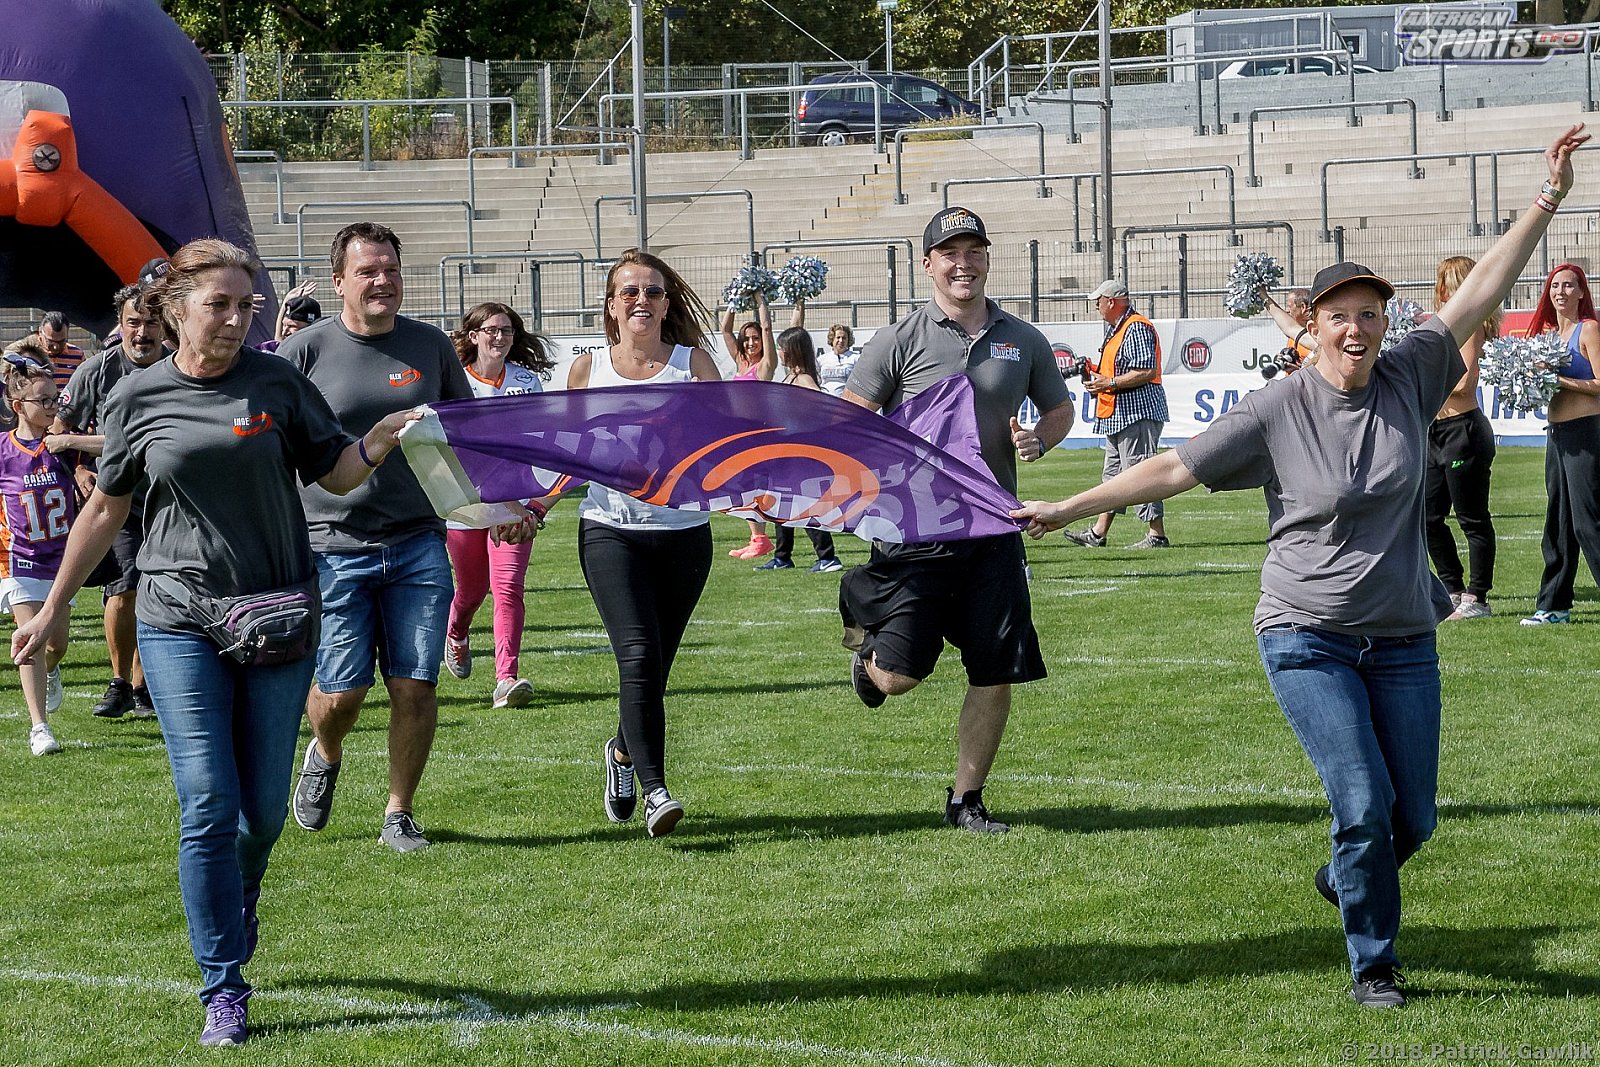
[233,150,286,223]
[594,189,755,260]
[893,122,1046,204]
[761,238,919,321]
[1119,221,1296,318]
[436,250,590,330]
[294,199,476,258]
[222,96,520,169]
[1246,100,1420,187]
[599,81,887,159]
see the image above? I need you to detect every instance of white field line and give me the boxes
[0,968,1013,1067]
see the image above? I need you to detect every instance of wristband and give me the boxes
[1534,194,1559,215]
[1540,180,1568,203]
[527,499,548,520]
[357,438,383,468]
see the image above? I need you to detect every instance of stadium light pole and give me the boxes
[631,0,648,251]
[1099,0,1113,281]
[879,0,898,74]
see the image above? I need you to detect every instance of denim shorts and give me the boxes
[313,530,451,691]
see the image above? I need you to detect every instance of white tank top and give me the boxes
[578,345,710,530]
[446,363,548,531]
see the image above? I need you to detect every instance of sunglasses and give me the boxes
[614,285,667,301]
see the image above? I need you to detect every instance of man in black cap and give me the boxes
[260,291,322,354]
[839,205,1074,833]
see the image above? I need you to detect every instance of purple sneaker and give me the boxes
[200,988,250,1047]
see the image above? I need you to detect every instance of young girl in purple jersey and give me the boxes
[1,354,75,755]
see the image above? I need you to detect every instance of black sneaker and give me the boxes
[1314,864,1340,908]
[851,651,887,708]
[603,737,637,823]
[292,739,341,831]
[130,684,156,718]
[92,678,133,718]
[1350,968,1406,1008]
[644,788,683,837]
[944,788,1010,833]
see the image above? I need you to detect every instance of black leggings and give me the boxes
[1536,414,1600,612]
[773,524,839,564]
[578,520,712,794]
[1423,409,1496,599]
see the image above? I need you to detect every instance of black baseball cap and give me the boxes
[923,207,990,255]
[1310,262,1395,305]
[283,295,322,324]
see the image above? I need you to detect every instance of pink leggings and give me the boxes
[446,529,534,681]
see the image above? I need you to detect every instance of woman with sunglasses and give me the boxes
[442,302,556,707]
[719,294,806,559]
[567,250,720,837]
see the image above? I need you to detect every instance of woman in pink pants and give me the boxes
[444,302,556,707]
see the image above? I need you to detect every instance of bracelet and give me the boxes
[357,438,383,468]
[1540,180,1568,203]
[1534,194,1560,215]
[527,499,548,520]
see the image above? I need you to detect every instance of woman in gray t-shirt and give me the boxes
[1012,124,1587,1011]
[12,238,417,1048]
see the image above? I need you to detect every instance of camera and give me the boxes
[1261,347,1302,380]
[1058,349,1097,382]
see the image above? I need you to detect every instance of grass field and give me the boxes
[2,447,1597,1066]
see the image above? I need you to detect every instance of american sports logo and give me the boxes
[232,412,273,436]
[990,342,1021,362]
[388,369,422,387]
[1396,5,1583,63]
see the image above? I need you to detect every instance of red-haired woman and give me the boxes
[1521,263,1600,624]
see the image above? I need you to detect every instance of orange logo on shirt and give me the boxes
[232,413,273,436]
[388,369,422,387]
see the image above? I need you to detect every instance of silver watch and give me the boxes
[1541,180,1568,203]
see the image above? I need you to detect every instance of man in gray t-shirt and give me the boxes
[282,222,473,854]
[840,207,1074,834]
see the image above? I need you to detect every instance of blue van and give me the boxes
[795,72,981,146]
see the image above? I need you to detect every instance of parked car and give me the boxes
[796,73,981,147]
[1218,56,1380,78]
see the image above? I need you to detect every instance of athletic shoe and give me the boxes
[491,678,534,708]
[379,810,432,852]
[199,988,250,1047]
[809,558,844,574]
[1314,864,1339,908]
[754,557,794,570]
[851,651,887,709]
[1063,528,1106,547]
[292,739,341,832]
[44,667,62,715]
[1448,591,1464,609]
[732,534,775,560]
[603,737,637,823]
[29,722,62,757]
[1349,968,1406,1009]
[444,637,472,680]
[644,788,683,837]
[944,787,1009,833]
[1520,609,1571,626]
[92,678,133,718]
[1126,534,1171,549]
[130,684,156,718]
[1446,595,1492,621]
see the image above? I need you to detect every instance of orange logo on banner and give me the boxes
[631,427,880,520]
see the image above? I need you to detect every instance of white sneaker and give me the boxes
[30,721,62,756]
[1446,595,1492,621]
[45,667,63,714]
[491,678,534,708]
[443,637,472,680]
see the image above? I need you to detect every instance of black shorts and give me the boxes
[99,518,144,599]
[838,533,1046,687]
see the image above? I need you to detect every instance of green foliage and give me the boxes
[4,448,1598,1064]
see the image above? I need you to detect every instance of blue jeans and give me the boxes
[1258,625,1440,981]
[314,530,452,692]
[137,623,316,1001]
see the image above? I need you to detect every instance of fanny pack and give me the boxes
[150,573,321,667]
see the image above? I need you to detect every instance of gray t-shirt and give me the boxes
[1176,317,1465,636]
[281,315,472,552]
[59,346,164,432]
[97,348,352,635]
[846,299,1071,496]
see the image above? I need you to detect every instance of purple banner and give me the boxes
[400,375,1023,543]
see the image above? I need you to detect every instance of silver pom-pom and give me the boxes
[1479,331,1571,412]
[721,265,781,313]
[1224,253,1285,318]
[777,255,829,303]
[1382,297,1424,352]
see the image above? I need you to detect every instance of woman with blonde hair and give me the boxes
[1425,256,1500,620]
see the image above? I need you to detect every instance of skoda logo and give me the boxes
[1181,337,1212,372]
[32,143,62,172]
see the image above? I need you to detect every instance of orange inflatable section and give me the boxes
[0,110,165,283]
